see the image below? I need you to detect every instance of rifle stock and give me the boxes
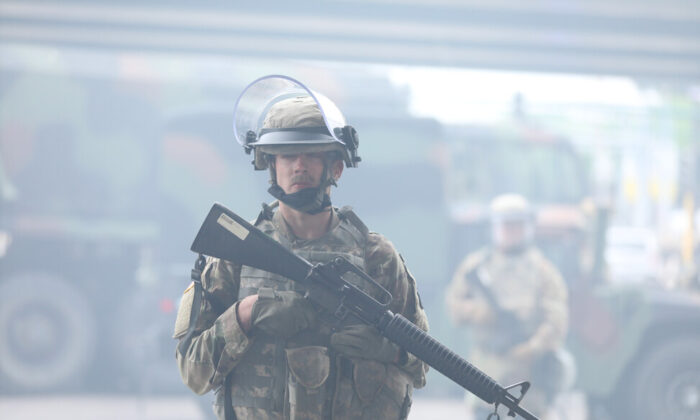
[190,203,539,420]
[190,203,312,282]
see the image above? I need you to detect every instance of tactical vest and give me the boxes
[470,248,545,350]
[216,206,411,420]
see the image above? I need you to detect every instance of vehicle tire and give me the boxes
[0,272,96,391]
[628,336,700,420]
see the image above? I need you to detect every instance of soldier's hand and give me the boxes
[330,324,400,364]
[250,288,318,338]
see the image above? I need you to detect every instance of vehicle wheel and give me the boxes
[628,336,700,420]
[0,272,96,391]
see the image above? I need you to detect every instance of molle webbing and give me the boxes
[227,208,370,414]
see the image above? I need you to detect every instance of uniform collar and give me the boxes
[272,207,340,243]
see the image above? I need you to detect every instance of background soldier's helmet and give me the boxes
[489,193,534,224]
[490,193,535,249]
[233,75,360,170]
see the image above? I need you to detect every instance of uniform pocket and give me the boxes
[356,362,413,420]
[352,360,386,403]
[285,346,330,420]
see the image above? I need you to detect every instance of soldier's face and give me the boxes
[493,221,529,250]
[274,152,343,194]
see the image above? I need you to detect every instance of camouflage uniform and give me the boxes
[175,206,428,419]
[446,246,568,418]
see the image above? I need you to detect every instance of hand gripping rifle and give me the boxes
[190,203,539,420]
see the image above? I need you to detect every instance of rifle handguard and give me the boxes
[381,313,500,403]
[381,313,536,419]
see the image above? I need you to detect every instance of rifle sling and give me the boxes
[178,254,207,357]
[224,373,236,420]
[466,260,521,326]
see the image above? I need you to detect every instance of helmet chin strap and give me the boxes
[267,183,332,214]
[267,158,335,215]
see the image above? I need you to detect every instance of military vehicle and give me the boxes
[0,70,266,394]
[439,122,700,419]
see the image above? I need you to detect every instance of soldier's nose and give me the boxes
[293,155,310,171]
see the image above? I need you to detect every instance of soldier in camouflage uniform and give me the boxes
[174,75,428,420]
[446,194,569,419]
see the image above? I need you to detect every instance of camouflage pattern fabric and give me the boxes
[446,247,568,418]
[175,207,428,419]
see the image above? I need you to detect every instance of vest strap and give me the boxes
[337,206,369,238]
[255,200,279,225]
[224,374,236,420]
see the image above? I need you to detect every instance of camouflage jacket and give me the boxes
[447,247,569,417]
[175,206,429,420]
[446,247,568,357]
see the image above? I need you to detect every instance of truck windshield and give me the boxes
[446,134,586,206]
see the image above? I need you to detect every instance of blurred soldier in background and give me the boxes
[173,75,428,420]
[446,193,570,419]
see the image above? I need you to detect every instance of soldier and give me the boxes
[174,75,428,420]
[446,194,569,419]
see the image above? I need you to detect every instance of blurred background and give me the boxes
[0,1,699,419]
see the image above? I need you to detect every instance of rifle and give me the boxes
[190,203,539,420]
[469,264,569,399]
[467,267,530,355]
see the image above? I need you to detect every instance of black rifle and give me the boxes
[469,264,568,400]
[467,267,530,355]
[190,203,539,420]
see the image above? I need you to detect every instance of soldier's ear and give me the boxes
[332,159,344,181]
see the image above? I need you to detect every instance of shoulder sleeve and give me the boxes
[365,232,430,388]
[173,257,240,339]
[174,257,254,394]
[526,250,569,352]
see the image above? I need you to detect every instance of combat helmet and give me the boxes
[490,193,534,223]
[233,75,360,170]
[490,193,535,251]
[232,75,360,214]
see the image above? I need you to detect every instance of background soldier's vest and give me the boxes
[225,207,375,419]
[471,248,547,350]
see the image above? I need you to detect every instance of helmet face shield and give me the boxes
[233,75,359,169]
[489,193,535,250]
[489,194,533,222]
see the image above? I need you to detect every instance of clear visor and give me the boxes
[233,75,347,146]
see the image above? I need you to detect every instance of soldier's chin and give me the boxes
[290,183,316,192]
[499,242,528,254]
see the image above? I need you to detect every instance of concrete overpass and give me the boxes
[1,0,699,82]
